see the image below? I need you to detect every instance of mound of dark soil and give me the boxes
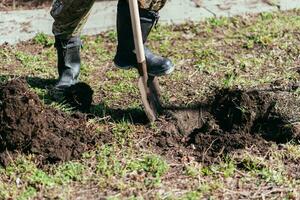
[0,79,109,166]
[211,88,298,143]
[153,88,300,164]
[212,89,273,133]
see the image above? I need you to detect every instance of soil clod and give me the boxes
[64,82,94,112]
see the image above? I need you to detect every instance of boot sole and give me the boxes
[114,62,134,70]
[148,65,175,77]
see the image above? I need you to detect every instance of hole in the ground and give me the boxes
[185,117,271,163]
[157,88,300,164]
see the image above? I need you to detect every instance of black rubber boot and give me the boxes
[54,36,81,91]
[113,1,174,76]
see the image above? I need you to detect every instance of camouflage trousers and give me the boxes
[51,0,167,39]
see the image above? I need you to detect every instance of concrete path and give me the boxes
[0,0,299,44]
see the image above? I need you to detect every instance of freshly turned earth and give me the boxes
[0,79,109,166]
[64,82,94,112]
[1,78,300,167]
[153,87,300,164]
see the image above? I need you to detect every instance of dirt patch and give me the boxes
[1,78,299,167]
[211,88,298,143]
[153,88,300,164]
[0,79,110,167]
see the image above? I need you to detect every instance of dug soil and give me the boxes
[152,86,300,164]
[0,79,111,167]
[1,78,300,167]
[63,82,94,113]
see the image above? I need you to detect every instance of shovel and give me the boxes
[128,0,162,122]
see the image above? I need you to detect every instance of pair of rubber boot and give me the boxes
[55,1,174,90]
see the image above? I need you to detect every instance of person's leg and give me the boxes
[137,0,167,11]
[114,0,174,76]
[50,0,95,90]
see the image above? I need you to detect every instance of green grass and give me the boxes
[33,33,55,47]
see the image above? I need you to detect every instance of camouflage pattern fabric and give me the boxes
[138,0,167,11]
[51,0,167,39]
[51,0,95,39]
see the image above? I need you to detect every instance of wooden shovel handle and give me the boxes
[128,0,146,74]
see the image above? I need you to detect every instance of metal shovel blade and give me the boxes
[148,76,162,114]
[137,62,163,122]
[138,77,156,122]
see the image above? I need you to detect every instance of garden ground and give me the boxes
[1,9,300,199]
